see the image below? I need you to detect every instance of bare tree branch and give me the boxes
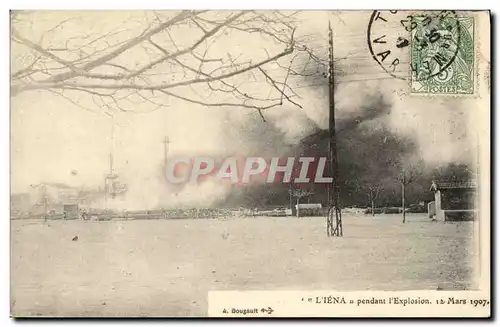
[258,67,302,109]
[397,162,424,186]
[11,10,318,117]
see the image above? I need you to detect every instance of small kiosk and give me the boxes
[429,180,477,222]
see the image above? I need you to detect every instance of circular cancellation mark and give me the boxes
[367,10,461,82]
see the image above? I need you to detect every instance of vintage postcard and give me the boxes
[10,10,491,318]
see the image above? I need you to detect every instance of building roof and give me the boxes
[430,180,477,191]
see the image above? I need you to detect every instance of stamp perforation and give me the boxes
[410,12,477,97]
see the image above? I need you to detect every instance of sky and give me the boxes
[10,10,490,209]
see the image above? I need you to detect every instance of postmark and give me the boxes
[410,13,475,95]
[367,10,476,95]
[367,10,413,80]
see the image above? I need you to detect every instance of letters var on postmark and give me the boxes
[410,12,475,95]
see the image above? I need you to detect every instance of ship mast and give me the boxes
[104,111,118,210]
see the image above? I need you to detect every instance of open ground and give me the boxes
[11,214,477,317]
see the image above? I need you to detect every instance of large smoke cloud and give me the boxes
[12,12,478,211]
[51,71,477,211]
[213,69,477,208]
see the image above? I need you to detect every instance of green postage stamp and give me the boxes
[410,13,475,95]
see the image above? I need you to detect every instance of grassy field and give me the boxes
[10,213,478,317]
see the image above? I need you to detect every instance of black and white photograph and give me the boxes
[9,9,491,318]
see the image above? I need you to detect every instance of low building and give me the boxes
[295,203,323,216]
[429,180,477,221]
[63,203,79,220]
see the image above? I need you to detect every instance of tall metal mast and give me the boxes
[327,21,343,237]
